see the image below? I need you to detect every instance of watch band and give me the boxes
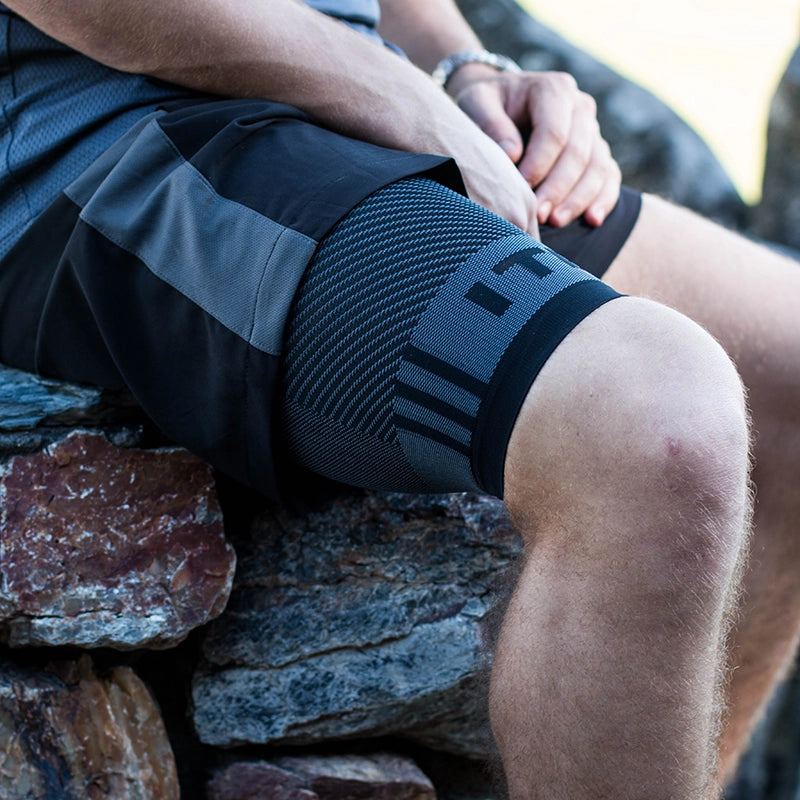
[431,48,521,90]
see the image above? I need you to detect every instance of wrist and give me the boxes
[431,48,521,94]
[444,61,503,98]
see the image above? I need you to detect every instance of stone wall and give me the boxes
[2,2,800,797]
[0,364,518,798]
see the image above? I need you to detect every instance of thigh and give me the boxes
[280,177,622,498]
[603,194,800,421]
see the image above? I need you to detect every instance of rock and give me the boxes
[412,750,501,800]
[753,44,800,250]
[192,490,521,757]
[208,761,318,800]
[277,753,437,799]
[0,363,146,458]
[0,363,106,431]
[208,753,436,800]
[457,0,748,227]
[0,653,179,799]
[0,429,235,649]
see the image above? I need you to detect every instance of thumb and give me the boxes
[457,83,524,163]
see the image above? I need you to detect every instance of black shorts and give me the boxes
[0,98,639,500]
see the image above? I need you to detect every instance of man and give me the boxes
[0,1,797,797]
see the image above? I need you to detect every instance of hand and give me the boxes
[444,119,541,238]
[449,67,621,228]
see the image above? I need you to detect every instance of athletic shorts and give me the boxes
[0,98,640,500]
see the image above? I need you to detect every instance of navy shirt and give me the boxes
[0,1,384,259]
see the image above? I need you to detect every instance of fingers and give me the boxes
[541,136,621,228]
[449,81,540,236]
[450,67,620,231]
[447,126,541,237]
[515,72,584,189]
[455,79,525,163]
[456,70,621,228]
[512,73,620,227]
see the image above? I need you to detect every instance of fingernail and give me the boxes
[587,206,605,226]
[537,200,552,221]
[550,206,571,227]
[498,139,518,157]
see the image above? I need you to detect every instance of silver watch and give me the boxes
[431,48,521,89]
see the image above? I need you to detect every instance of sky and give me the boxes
[521,0,800,203]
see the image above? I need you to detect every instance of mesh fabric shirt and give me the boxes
[0,1,382,259]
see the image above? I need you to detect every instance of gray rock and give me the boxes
[0,363,145,457]
[457,0,748,227]
[0,364,105,430]
[753,45,800,249]
[193,491,521,756]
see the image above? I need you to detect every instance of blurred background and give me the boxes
[520,0,799,204]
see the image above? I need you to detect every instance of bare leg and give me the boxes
[493,295,751,799]
[603,194,800,783]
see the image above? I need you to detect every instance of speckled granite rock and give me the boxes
[208,753,436,800]
[192,490,521,757]
[0,429,235,649]
[0,653,179,799]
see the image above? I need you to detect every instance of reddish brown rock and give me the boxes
[208,762,319,800]
[0,654,179,799]
[209,754,436,800]
[280,753,437,799]
[0,430,235,649]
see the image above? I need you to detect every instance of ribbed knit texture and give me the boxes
[280,177,519,489]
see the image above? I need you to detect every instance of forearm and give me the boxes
[2,0,466,155]
[377,0,511,97]
[377,0,481,72]
[3,0,539,231]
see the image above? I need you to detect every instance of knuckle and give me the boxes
[545,123,570,150]
[550,71,578,93]
[579,91,597,116]
[600,145,622,179]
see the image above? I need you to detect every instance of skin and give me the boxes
[3,1,798,796]
[498,293,752,799]
[377,0,620,226]
[604,198,800,784]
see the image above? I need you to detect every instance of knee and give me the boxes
[504,297,751,581]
